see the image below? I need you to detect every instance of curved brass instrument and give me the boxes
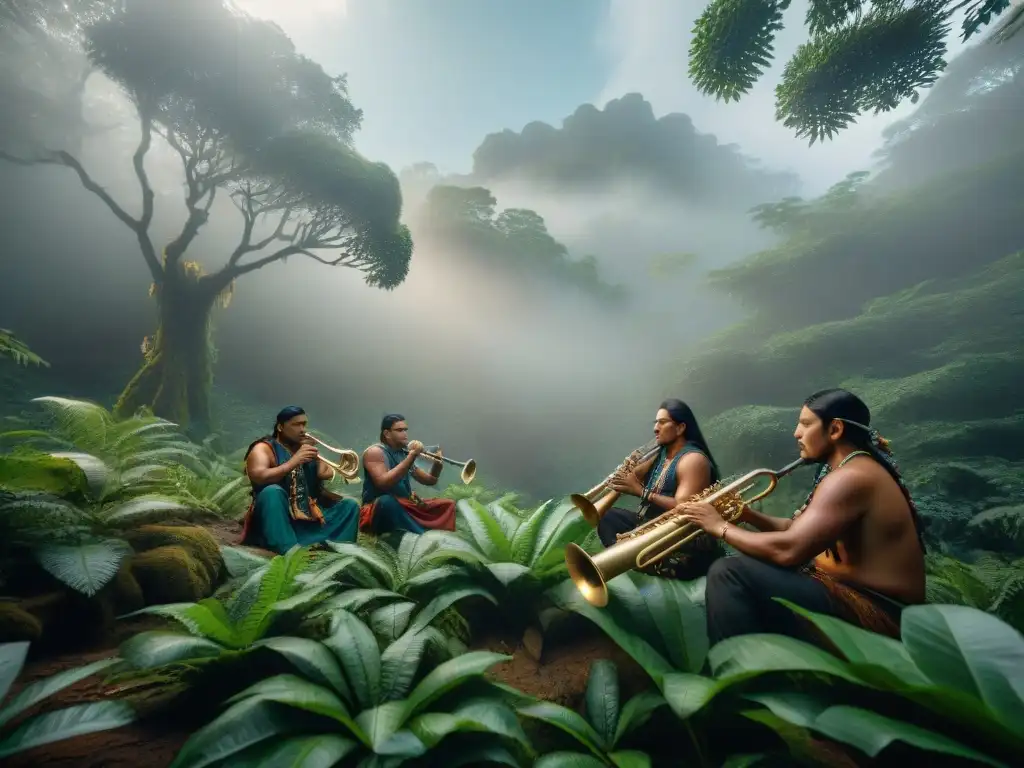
[571,439,661,527]
[406,441,477,485]
[565,458,809,607]
[306,433,361,482]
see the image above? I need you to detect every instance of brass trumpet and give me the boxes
[571,439,661,527]
[565,458,809,607]
[305,433,361,481]
[406,441,477,485]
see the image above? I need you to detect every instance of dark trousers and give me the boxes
[597,506,638,547]
[705,553,903,646]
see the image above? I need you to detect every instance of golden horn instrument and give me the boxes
[571,439,661,527]
[406,441,477,485]
[565,457,809,608]
[306,433,361,481]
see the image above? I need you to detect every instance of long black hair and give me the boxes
[804,388,926,553]
[661,398,720,483]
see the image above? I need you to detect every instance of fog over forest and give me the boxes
[1,0,1021,506]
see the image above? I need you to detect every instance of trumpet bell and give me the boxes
[569,493,600,526]
[460,459,477,485]
[565,542,612,608]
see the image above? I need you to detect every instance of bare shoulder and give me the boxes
[247,441,273,462]
[814,461,874,503]
[677,450,711,475]
[363,445,385,462]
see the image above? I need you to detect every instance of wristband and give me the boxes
[720,522,730,541]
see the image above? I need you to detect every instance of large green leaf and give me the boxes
[379,629,436,704]
[584,659,618,749]
[900,604,1024,731]
[408,698,530,752]
[216,733,358,767]
[402,651,511,719]
[322,610,382,710]
[535,753,607,768]
[122,603,238,647]
[117,632,225,671]
[354,699,423,756]
[749,692,1011,767]
[776,599,930,687]
[33,539,130,596]
[454,499,513,560]
[219,546,271,578]
[0,700,136,759]
[254,636,351,702]
[169,697,310,768]
[406,585,497,634]
[225,674,364,741]
[370,601,417,644]
[0,643,28,704]
[518,700,606,757]
[0,656,120,728]
[612,690,667,746]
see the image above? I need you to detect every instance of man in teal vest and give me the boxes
[240,406,360,553]
[598,398,723,579]
[359,413,457,536]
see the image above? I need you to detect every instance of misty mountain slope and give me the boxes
[460,92,800,212]
[696,248,1023,554]
[871,25,1024,192]
[705,149,1024,329]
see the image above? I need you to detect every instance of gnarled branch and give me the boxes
[0,138,162,281]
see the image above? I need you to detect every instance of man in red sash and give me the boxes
[359,414,457,536]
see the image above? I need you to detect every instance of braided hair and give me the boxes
[803,388,926,554]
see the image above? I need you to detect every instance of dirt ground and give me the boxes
[4,523,653,768]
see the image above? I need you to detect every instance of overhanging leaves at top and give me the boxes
[688,0,1020,142]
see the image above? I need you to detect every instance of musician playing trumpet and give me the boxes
[599,399,723,579]
[677,389,926,644]
[359,414,457,536]
[240,406,361,553]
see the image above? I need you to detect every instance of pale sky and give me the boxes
[237,0,978,195]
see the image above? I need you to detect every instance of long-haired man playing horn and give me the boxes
[677,388,927,644]
[600,398,724,580]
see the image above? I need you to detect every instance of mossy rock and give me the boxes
[131,545,216,605]
[124,523,224,586]
[0,450,91,499]
[0,601,43,642]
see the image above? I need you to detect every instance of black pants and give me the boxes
[705,553,904,646]
[597,506,638,547]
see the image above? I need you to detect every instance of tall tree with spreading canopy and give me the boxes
[0,0,412,435]
[688,0,1024,143]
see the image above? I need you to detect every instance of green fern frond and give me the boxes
[0,329,48,367]
[689,0,792,102]
[32,539,131,596]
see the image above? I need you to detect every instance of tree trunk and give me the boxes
[114,266,222,437]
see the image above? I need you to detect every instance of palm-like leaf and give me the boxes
[0,643,135,759]
[167,610,526,767]
[519,659,667,765]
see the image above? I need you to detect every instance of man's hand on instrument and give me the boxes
[293,444,319,465]
[432,447,444,466]
[608,471,644,497]
[676,501,726,537]
[407,440,424,458]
